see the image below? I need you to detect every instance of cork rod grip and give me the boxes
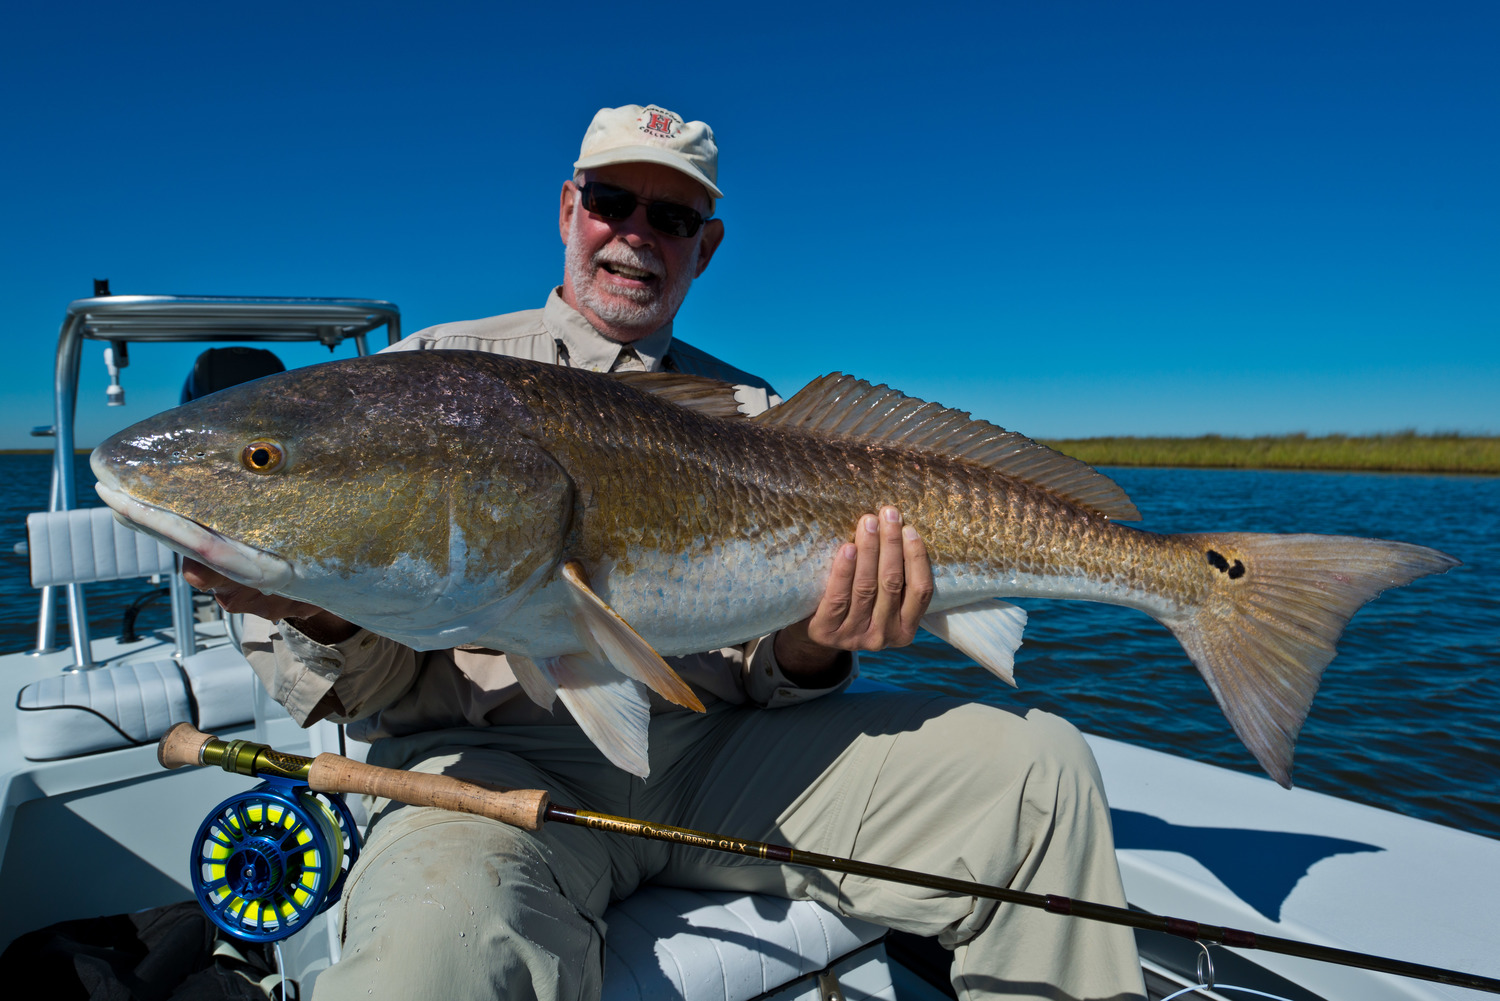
[307,754,550,831]
[158,722,214,770]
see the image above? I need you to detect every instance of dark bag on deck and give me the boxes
[0,901,292,1000]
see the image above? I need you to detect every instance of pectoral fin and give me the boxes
[506,652,557,711]
[542,654,652,777]
[921,600,1028,686]
[560,561,706,712]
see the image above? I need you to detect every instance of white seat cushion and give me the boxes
[15,646,257,761]
[601,886,886,1001]
[180,643,260,731]
[26,508,175,587]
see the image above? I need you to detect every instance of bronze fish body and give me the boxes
[90,351,1459,784]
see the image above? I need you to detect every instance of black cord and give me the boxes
[120,587,171,642]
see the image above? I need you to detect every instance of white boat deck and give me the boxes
[1089,733,1500,1000]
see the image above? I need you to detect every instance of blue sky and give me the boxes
[3,1,1495,450]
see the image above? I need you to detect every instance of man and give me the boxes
[188,104,1145,1001]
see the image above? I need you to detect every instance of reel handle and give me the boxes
[158,723,550,831]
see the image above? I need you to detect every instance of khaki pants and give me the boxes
[314,693,1145,1001]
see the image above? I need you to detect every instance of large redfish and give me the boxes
[89,352,1458,784]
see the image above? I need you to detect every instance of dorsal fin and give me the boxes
[757,374,1141,521]
[608,372,747,419]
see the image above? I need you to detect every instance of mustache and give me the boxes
[593,242,665,278]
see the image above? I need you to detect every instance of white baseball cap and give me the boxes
[574,104,723,199]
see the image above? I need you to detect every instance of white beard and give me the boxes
[565,213,700,334]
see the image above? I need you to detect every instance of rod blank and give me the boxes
[543,806,1500,993]
[159,725,1500,995]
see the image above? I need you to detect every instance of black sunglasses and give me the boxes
[577,181,709,238]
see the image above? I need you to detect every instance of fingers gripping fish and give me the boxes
[90,352,1459,786]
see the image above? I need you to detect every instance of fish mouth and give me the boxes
[94,482,294,592]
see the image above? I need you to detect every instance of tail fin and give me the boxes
[1161,533,1459,788]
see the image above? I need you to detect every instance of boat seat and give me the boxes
[15,644,256,761]
[600,886,889,1001]
[26,507,175,588]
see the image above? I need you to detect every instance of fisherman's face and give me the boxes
[560,162,724,343]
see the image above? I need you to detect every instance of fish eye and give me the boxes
[241,440,285,474]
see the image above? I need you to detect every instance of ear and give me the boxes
[694,218,724,278]
[559,180,579,245]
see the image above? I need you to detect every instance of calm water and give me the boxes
[4,455,1497,839]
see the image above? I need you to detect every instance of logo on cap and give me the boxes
[638,108,683,140]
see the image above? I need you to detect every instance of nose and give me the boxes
[610,205,657,248]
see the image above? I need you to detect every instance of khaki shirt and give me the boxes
[242,290,853,742]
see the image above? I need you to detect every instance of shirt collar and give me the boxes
[543,288,674,372]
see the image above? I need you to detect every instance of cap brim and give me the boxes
[573,145,724,199]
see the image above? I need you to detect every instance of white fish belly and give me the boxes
[597,532,835,656]
[508,530,1185,661]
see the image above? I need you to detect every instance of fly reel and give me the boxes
[191,777,361,943]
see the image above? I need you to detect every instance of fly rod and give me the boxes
[159,723,1500,995]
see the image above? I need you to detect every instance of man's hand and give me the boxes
[773,507,934,686]
[181,558,359,645]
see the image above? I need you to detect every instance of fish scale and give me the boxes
[90,351,1458,784]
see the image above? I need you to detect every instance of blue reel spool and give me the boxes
[191,777,361,943]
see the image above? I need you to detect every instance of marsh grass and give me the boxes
[1039,432,1500,474]
[6,439,1498,473]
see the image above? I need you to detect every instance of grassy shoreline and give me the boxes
[7,434,1500,474]
[1039,433,1500,474]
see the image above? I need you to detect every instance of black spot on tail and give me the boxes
[1207,549,1248,580]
